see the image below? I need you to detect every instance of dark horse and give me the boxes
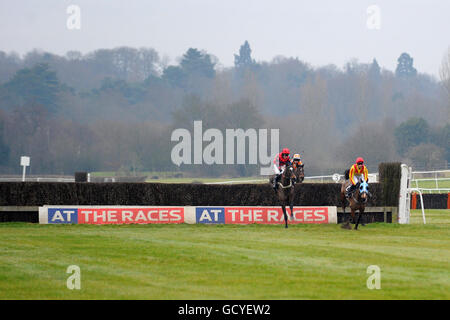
[292,162,305,183]
[340,170,371,230]
[270,163,297,228]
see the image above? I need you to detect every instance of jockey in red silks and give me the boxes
[272,148,291,190]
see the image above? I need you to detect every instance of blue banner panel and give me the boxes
[196,207,225,224]
[48,208,78,224]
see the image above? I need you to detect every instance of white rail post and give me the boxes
[435,172,438,189]
[408,187,426,224]
[20,156,30,182]
[416,189,426,224]
[398,164,411,224]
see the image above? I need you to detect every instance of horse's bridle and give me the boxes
[278,166,295,189]
[296,165,305,182]
[353,182,369,204]
[352,192,367,204]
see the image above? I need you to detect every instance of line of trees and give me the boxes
[0,43,448,176]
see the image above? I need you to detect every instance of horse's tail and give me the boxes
[344,169,350,180]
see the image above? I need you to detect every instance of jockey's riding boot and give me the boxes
[273,174,280,190]
[346,184,356,198]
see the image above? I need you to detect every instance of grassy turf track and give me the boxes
[0,209,449,300]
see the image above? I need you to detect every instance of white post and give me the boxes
[435,172,438,190]
[416,189,426,224]
[20,156,30,182]
[398,164,411,224]
[408,187,426,224]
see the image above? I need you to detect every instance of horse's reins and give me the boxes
[352,189,368,204]
[278,168,295,189]
[278,179,293,189]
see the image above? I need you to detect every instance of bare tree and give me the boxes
[239,69,264,109]
[439,47,450,97]
[439,47,450,121]
[297,74,339,172]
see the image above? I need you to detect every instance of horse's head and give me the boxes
[358,181,370,203]
[282,163,296,181]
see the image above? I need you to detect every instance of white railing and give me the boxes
[0,177,75,182]
[0,169,447,190]
[304,173,378,183]
[405,168,450,225]
[205,173,379,185]
[410,169,450,193]
[206,169,445,186]
[206,179,266,185]
[206,175,348,185]
[304,175,337,183]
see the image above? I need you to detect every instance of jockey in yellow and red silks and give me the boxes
[345,157,369,198]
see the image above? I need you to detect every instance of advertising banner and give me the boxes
[39,206,337,224]
[40,206,188,224]
[196,207,336,224]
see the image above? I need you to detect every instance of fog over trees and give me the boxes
[0,43,448,176]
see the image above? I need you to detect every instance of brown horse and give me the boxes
[270,163,297,228]
[340,170,370,230]
[292,162,305,183]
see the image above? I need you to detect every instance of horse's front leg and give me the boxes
[289,203,294,221]
[350,208,356,225]
[289,190,295,221]
[360,205,366,226]
[354,206,364,230]
[342,207,355,230]
[281,204,288,228]
[341,195,351,229]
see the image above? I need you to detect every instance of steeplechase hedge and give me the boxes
[378,162,402,207]
[412,193,449,209]
[0,181,374,206]
[0,163,401,208]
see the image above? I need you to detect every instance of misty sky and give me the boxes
[0,0,449,77]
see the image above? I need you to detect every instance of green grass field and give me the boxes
[0,209,449,300]
[410,179,450,193]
